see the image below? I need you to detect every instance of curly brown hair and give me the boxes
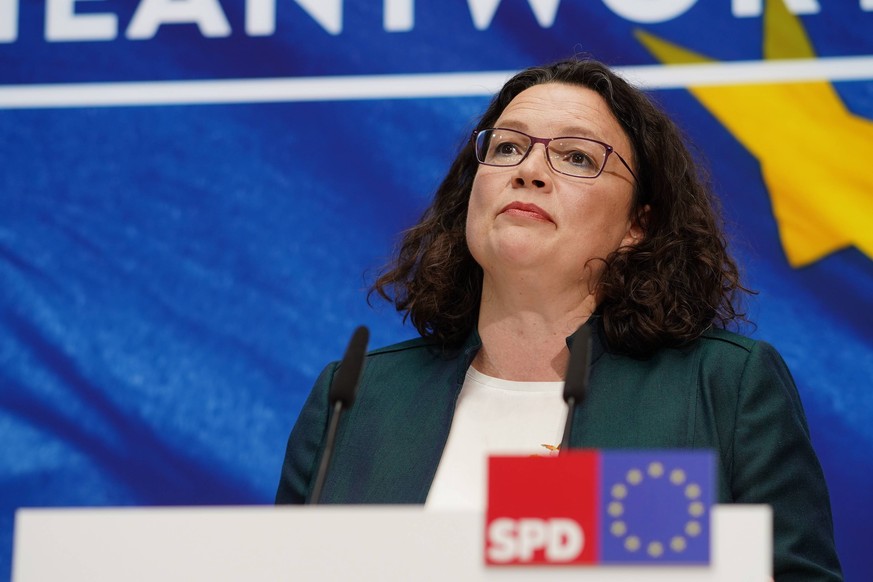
[371,58,750,357]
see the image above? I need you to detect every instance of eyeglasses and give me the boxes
[472,127,638,182]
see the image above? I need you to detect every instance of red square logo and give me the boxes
[485,452,600,565]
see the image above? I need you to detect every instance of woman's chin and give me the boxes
[490,241,554,272]
[470,229,560,274]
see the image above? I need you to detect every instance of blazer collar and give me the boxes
[565,315,607,365]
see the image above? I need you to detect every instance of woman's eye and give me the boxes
[570,152,592,165]
[494,142,521,156]
[561,150,595,168]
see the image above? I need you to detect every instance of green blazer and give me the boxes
[276,321,842,581]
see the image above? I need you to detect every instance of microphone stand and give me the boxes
[559,324,591,454]
[308,325,369,504]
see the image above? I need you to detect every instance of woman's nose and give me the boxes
[512,144,553,192]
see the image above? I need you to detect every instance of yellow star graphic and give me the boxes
[635,0,873,268]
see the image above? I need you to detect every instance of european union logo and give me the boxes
[599,451,714,564]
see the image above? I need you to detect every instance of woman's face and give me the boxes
[466,82,642,291]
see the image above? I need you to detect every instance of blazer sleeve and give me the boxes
[730,340,842,581]
[275,362,337,504]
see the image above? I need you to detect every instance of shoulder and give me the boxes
[368,336,438,357]
[687,329,805,434]
[695,328,791,378]
[698,327,757,352]
[363,336,444,368]
[310,337,443,391]
[599,327,793,403]
[365,334,476,364]
[352,335,472,386]
[601,327,773,374]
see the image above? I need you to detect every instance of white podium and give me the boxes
[13,505,771,581]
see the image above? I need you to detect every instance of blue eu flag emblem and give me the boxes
[599,451,714,564]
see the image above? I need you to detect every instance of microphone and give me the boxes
[559,324,591,454]
[308,325,370,504]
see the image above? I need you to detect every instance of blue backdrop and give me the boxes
[2,1,871,579]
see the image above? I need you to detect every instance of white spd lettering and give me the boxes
[487,517,584,563]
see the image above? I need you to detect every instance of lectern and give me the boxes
[13,504,770,581]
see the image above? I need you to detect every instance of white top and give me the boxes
[425,366,568,510]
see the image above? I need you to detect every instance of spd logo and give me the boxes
[485,450,714,566]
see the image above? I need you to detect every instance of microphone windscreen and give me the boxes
[563,324,591,404]
[329,325,369,408]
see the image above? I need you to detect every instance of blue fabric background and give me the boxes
[2,1,871,579]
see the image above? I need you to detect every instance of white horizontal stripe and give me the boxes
[620,54,873,88]
[1,55,872,109]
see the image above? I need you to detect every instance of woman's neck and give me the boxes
[472,276,597,381]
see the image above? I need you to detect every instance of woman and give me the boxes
[276,58,842,581]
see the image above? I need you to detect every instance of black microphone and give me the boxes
[559,324,591,454]
[308,325,369,504]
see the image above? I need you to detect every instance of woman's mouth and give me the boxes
[499,202,554,223]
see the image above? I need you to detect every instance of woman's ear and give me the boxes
[624,204,650,247]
